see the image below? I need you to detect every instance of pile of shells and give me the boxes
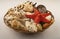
[4,1,54,33]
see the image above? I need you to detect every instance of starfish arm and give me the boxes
[42,13,51,17]
[41,15,50,23]
[25,14,34,19]
[42,18,50,23]
[25,14,35,19]
[34,14,41,23]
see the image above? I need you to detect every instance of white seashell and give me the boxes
[37,24,42,31]
[5,15,13,20]
[25,21,37,32]
[46,15,52,21]
[23,1,33,12]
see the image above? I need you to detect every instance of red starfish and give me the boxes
[25,8,51,24]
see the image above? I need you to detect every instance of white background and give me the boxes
[0,0,60,39]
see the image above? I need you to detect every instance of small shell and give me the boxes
[23,5,33,12]
[25,20,37,32]
[23,1,33,12]
[36,24,42,31]
[17,4,24,10]
[46,15,52,21]
[37,5,47,13]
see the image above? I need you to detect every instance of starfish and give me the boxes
[25,8,51,24]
